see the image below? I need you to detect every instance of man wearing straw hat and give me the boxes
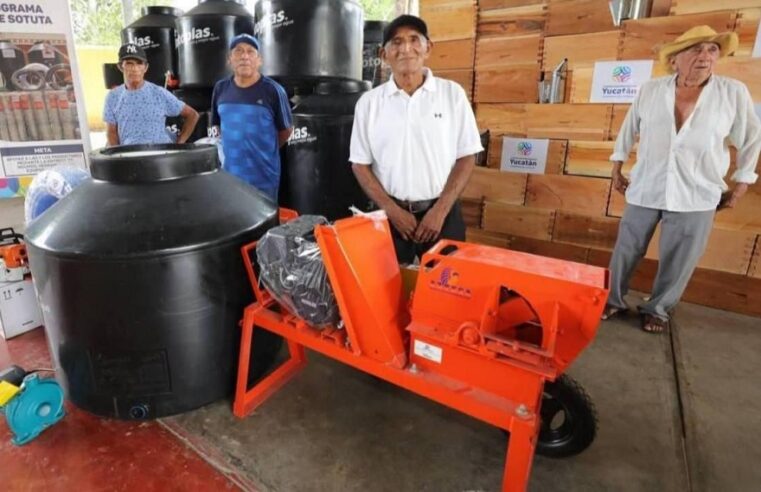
[603,26,761,333]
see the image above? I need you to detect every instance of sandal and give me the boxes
[640,313,669,334]
[601,305,627,320]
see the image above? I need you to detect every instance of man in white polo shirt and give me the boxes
[350,14,483,263]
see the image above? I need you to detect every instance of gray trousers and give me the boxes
[607,203,715,320]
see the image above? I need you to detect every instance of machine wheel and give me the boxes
[535,374,597,458]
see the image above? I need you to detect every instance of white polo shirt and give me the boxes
[349,68,483,201]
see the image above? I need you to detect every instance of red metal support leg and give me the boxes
[502,416,539,492]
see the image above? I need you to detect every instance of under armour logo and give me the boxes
[127,45,137,53]
[434,113,442,118]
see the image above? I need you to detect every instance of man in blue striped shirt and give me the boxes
[211,34,293,201]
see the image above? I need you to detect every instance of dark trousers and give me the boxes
[389,201,465,264]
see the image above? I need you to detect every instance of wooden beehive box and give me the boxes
[734,8,761,57]
[475,34,543,69]
[420,0,478,42]
[552,211,621,249]
[670,0,759,15]
[609,104,631,141]
[620,11,737,60]
[479,0,544,10]
[525,174,611,215]
[462,166,528,204]
[565,140,635,177]
[749,236,761,279]
[428,38,476,70]
[476,103,613,140]
[474,67,540,103]
[482,202,556,240]
[545,0,616,36]
[477,3,547,38]
[466,227,511,248]
[437,69,475,100]
[714,58,761,101]
[542,31,622,71]
[487,136,567,172]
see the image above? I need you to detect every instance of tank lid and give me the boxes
[314,79,370,96]
[141,6,183,17]
[91,144,219,183]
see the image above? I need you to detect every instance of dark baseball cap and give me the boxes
[230,33,260,51]
[382,15,429,46]
[118,43,147,63]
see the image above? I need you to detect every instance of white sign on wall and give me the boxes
[590,60,654,103]
[500,137,549,174]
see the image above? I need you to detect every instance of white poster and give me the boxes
[500,137,549,174]
[0,1,89,198]
[590,60,654,104]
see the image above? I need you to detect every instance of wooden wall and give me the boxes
[421,0,761,317]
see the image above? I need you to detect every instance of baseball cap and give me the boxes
[382,15,429,46]
[230,33,260,51]
[118,43,147,63]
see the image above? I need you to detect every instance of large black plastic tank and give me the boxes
[280,80,373,221]
[103,63,123,89]
[121,6,183,86]
[363,21,389,87]
[255,0,363,92]
[25,144,281,419]
[0,40,25,87]
[176,0,255,88]
[27,42,65,67]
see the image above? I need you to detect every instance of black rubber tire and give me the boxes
[535,374,598,458]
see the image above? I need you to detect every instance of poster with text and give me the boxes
[500,137,549,174]
[590,60,654,104]
[0,1,89,198]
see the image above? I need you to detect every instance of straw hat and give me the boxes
[658,25,738,65]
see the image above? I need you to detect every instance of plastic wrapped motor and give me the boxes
[256,215,340,328]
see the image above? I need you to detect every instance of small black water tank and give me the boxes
[363,21,389,87]
[27,42,65,67]
[255,0,363,91]
[176,0,255,89]
[25,144,282,419]
[0,40,25,87]
[103,63,122,89]
[122,6,183,86]
[280,80,374,221]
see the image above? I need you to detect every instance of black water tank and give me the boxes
[103,63,122,89]
[122,6,183,87]
[176,0,255,88]
[27,42,65,67]
[25,144,282,419]
[255,0,363,91]
[280,80,373,221]
[363,21,389,87]
[166,111,210,142]
[0,40,25,87]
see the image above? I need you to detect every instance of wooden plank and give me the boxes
[428,38,475,70]
[670,0,760,15]
[437,69,474,100]
[476,103,613,140]
[474,67,539,103]
[609,104,630,141]
[461,197,483,228]
[462,166,528,204]
[487,136,567,173]
[650,0,673,17]
[482,202,556,240]
[526,174,611,215]
[749,236,761,279]
[644,225,756,274]
[545,0,616,36]
[587,249,761,317]
[568,63,594,103]
[715,57,761,101]
[479,0,544,10]
[734,8,761,57]
[607,185,626,217]
[565,140,635,177]
[553,211,621,250]
[475,34,543,69]
[714,179,761,232]
[477,4,547,38]
[420,0,477,42]
[508,236,590,263]
[466,227,511,247]
[620,11,737,60]
[542,31,622,71]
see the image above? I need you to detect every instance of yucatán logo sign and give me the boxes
[500,137,549,174]
[590,60,653,104]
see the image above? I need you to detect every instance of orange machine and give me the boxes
[234,211,609,491]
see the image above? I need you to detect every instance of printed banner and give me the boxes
[0,1,90,198]
[590,60,654,104]
[500,137,549,174]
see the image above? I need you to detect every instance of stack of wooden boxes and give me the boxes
[420,0,761,316]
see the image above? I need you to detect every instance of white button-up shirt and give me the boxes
[350,68,483,201]
[610,74,761,212]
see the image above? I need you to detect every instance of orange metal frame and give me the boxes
[234,211,608,491]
